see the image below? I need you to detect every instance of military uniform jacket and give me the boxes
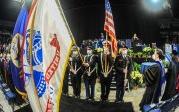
[69,56,83,77]
[83,54,97,79]
[114,54,133,78]
[96,53,114,78]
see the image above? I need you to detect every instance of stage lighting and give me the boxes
[12,0,22,2]
[152,0,159,3]
[142,0,167,12]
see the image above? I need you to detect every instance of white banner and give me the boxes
[32,0,73,111]
[23,1,43,112]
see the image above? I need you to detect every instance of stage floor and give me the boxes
[68,82,145,112]
[0,90,12,112]
[0,83,144,112]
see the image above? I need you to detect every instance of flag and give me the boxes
[10,3,28,98]
[29,0,73,111]
[23,0,42,111]
[104,0,118,57]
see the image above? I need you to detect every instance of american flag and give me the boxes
[104,0,118,57]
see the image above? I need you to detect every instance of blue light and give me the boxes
[142,0,166,12]
[152,0,159,3]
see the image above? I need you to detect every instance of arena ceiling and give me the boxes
[0,0,178,22]
[0,0,178,45]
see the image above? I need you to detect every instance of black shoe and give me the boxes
[77,96,80,99]
[85,97,90,100]
[90,98,95,101]
[115,100,124,103]
[100,99,105,103]
[115,100,121,103]
[63,93,69,96]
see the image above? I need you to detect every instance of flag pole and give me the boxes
[105,32,108,73]
[20,0,25,6]
[56,0,84,63]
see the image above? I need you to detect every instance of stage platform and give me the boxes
[60,95,134,112]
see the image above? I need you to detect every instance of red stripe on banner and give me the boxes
[104,25,118,55]
[105,19,114,29]
[105,11,113,20]
[104,24,109,31]
[108,30,115,38]
[108,32,118,56]
[27,0,37,23]
[104,1,118,56]
[45,35,61,84]
[104,24,115,36]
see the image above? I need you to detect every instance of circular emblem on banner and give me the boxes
[10,33,22,67]
[32,31,46,97]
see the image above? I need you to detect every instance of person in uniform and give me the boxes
[69,46,83,98]
[62,65,70,96]
[82,46,97,100]
[96,41,114,102]
[114,46,133,103]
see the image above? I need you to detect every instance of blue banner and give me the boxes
[10,4,28,96]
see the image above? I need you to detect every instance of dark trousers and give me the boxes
[84,77,96,99]
[71,75,81,97]
[100,76,112,101]
[62,73,69,95]
[115,73,125,101]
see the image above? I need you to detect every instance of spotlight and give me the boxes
[142,0,167,12]
[12,0,23,2]
[152,0,159,3]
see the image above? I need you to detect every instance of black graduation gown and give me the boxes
[139,63,161,110]
[163,60,179,100]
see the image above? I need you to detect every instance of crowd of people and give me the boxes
[0,32,178,111]
[62,33,179,111]
[0,43,14,91]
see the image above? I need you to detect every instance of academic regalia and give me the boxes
[83,54,97,100]
[176,73,179,93]
[163,59,179,100]
[139,61,166,111]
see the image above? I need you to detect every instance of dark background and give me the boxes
[0,0,179,46]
